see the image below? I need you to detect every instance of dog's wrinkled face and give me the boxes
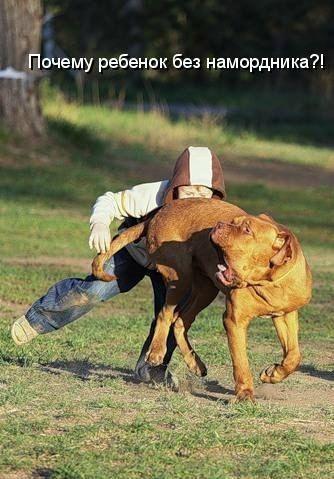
[210,214,292,287]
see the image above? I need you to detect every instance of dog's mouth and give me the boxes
[216,257,235,287]
[210,237,236,287]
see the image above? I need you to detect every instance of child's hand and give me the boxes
[89,223,111,253]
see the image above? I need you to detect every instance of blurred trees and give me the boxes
[0,0,44,137]
[45,0,333,92]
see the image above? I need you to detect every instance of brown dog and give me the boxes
[92,198,312,401]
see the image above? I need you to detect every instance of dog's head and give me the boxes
[210,213,294,288]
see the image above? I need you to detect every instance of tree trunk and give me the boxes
[0,0,44,137]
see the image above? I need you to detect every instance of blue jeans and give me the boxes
[26,248,177,376]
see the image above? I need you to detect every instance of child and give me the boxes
[11,146,226,384]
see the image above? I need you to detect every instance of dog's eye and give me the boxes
[243,224,252,235]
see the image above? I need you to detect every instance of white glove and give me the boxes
[89,223,111,253]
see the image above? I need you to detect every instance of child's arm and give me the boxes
[89,180,169,253]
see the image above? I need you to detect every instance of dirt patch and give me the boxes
[0,143,68,170]
[180,365,334,410]
[289,418,334,444]
[255,377,334,407]
[0,298,30,314]
[0,472,31,479]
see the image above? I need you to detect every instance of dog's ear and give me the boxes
[270,231,293,266]
[258,213,275,223]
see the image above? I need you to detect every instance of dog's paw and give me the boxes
[195,359,208,378]
[260,364,285,384]
[145,348,165,367]
[187,352,207,377]
[231,389,255,403]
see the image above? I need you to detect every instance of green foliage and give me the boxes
[45,0,334,94]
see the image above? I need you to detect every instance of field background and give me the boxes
[0,91,333,478]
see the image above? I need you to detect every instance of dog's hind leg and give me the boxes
[145,264,192,367]
[260,310,301,384]
[173,273,218,377]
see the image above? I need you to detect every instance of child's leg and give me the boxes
[13,249,145,339]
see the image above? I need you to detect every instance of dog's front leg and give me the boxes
[224,291,255,401]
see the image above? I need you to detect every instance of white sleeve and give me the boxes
[89,180,169,227]
[120,180,169,218]
[89,192,119,227]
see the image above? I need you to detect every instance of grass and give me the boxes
[0,91,333,478]
[44,93,334,169]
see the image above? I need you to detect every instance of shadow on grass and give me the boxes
[49,117,161,173]
[39,359,141,385]
[190,379,233,403]
[0,119,110,207]
[32,468,54,479]
[299,364,334,382]
[49,118,106,153]
[39,359,235,404]
[0,117,165,207]
[191,391,230,404]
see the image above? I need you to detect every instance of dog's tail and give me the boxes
[92,220,150,282]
